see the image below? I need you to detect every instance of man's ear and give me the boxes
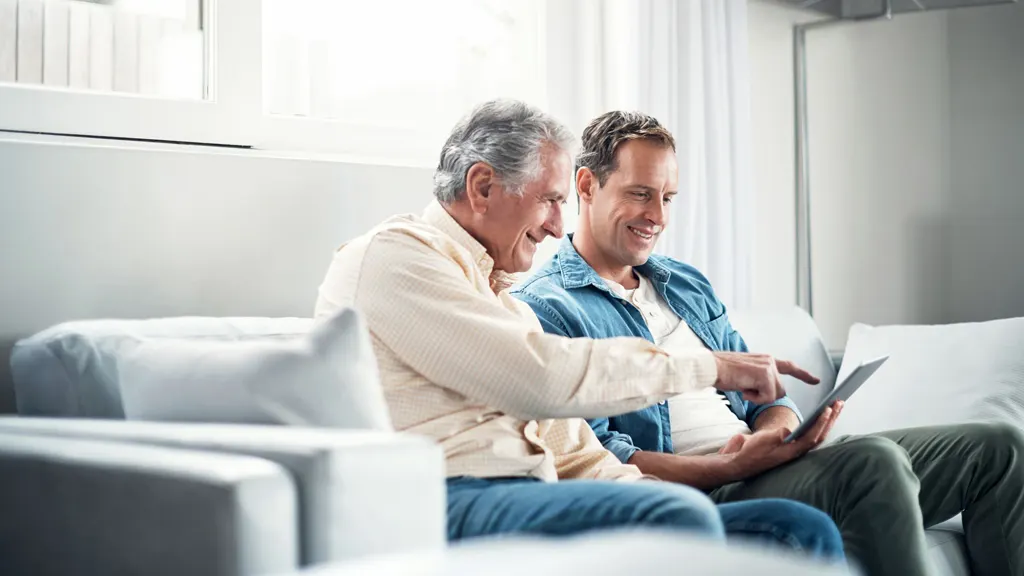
[465,162,496,215]
[576,167,598,205]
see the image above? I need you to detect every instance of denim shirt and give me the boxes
[511,235,802,464]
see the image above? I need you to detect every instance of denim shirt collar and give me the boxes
[556,234,671,292]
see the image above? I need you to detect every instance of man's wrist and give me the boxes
[697,349,719,389]
[691,452,743,486]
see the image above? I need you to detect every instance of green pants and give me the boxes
[709,422,1024,576]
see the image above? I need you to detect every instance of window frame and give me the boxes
[0,0,578,163]
[0,0,259,145]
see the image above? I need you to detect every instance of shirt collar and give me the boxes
[423,200,494,274]
[556,234,672,290]
[422,200,524,291]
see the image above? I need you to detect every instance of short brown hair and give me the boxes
[575,111,675,186]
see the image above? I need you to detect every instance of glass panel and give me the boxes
[262,0,547,135]
[0,0,207,99]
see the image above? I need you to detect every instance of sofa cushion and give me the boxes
[118,309,391,430]
[13,316,313,418]
[831,316,1024,437]
[925,528,971,576]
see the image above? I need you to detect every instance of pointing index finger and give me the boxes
[776,360,820,385]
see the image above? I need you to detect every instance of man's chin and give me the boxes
[508,256,532,274]
[627,251,654,266]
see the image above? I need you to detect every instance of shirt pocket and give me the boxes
[700,312,733,349]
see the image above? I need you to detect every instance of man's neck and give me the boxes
[571,226,638,290]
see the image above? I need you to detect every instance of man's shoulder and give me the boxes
[340,213,453,261]
[316,213,435,315]
[648,254,717,292]
[648,253,710,282]
[646,254,724,311]
[512,256,567,298]
[510,257,590,329]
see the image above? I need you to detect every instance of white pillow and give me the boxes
[119,308,392,430]
[830,316,1024,437]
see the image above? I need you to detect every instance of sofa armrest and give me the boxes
[0,417,446,565]
[0,433,298,576]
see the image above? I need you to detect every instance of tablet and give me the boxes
[784,355,890,443]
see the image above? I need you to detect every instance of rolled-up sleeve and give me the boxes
[745,395,802,427]
[588,417,640,464]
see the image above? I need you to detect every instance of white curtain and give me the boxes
[549,0,755,310]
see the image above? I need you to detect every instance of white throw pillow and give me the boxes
[830,316,1024,437]
[119,308,392,430]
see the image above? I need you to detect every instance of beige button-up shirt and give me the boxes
[314,201,718,482]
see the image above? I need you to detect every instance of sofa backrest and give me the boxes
[729,307,837,417]
[13,308,837,421]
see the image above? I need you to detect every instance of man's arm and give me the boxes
[587,417,641,464]
[627,451,740,491]
[628,404,842,489]
[752,405,801,433]
[349,231,720,421]
[545,419,645,482]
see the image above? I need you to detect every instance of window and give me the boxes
[0,0,257,145]
[0,0,204,99]
[258,0,550,162]
[264,0,545,125]
[0,0,560,163]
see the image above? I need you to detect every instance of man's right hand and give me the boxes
[711,352,820,404]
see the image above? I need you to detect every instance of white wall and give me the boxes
[748,1,952,348]
[747,1,816,312]
[947,2,1024,323]
[0,135,433,413]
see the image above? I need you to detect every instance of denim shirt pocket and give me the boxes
[698,311,731,350]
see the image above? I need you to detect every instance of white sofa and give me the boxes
[4,316,448,575]
[730,309,972,576]
[7,307,994,575]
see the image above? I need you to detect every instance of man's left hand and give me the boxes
[716,400,844,479]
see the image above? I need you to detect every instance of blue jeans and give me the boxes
[447,477,845,563]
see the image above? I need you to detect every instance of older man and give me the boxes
[513,110,1024,576]
[314,100,842,559]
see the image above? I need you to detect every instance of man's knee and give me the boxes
[959,421,1024,464]
[844,436,912,470]
[623,482,725,538]
[725,499,844,561]
[836,436,919,494]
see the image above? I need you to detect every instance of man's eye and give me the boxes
[664,196,674,204]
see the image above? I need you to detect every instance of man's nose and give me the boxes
[546,207,565,239]
[647,201,667,227]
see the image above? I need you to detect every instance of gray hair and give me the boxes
[433,99,575,204]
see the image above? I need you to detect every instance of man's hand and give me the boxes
[717,401,844,480]
[712,352,820,404]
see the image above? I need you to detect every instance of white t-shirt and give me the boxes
[603,273,751,456]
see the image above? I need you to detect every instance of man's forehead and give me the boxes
[608,145,678,182]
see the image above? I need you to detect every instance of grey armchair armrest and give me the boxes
[0,417,447,566]
[0,434,298,576]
